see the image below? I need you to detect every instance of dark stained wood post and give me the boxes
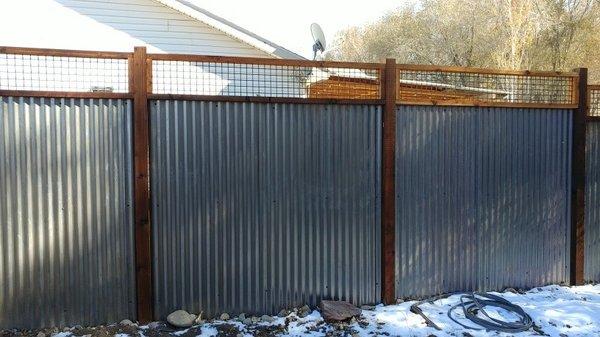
[131,46,153,322]
[382,58,397,304]
[570,68,588,285]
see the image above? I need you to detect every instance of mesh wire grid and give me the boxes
[0,53,129,93]
[0,49,579,105]
[151,59,382,99]
[590,88,600,117]
[397,68,576,105]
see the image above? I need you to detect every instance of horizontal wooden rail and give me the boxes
[0,90,133,99]
[0,46,131,59]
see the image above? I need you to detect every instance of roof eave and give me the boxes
[153,0,305,60]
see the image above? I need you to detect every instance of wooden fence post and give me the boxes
[132,46,153,322]
[570,68,588,285]
[382,59,397,304]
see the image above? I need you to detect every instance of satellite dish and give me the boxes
[311,23,326,60]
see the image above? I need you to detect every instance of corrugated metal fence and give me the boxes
[150,100,382,318]
[586,118,600,281]
[0,96,136,328]
[0,46,593,329]
[395,106,573,298]
[0,97,580,325]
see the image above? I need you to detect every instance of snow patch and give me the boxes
[35,284,600,337]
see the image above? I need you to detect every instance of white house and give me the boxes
[0,0,303,59]
[0,0,313,96]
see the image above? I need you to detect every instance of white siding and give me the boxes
[0,0,271,57]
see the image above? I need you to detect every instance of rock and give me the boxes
[360,305,376,311]
[261,315,275,323]
[220,313,230,320]
[319,300,361,322]
[147,321,162,329]
[120,319,135,326]
[349,317,357,325]
[237,313,246,321]
[242,318,252,325]
[298,305,311,318]
[36,332,46,337]
[277,309,290,317]
[251,316,259,323]
[167,310,196,328]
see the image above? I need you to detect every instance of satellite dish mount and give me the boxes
[311,23,326,60]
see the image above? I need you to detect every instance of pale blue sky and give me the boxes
[189,0,409,58]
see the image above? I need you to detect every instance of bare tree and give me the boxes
[328,0,600,81]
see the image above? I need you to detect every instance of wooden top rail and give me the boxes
[398,63,579,78]
[148,52,384,70]
[0,46,132,59]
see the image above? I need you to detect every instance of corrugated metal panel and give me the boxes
[151,100,381,319]
[395,105,572,299]
[0,96,136,329]
[585,122,600,281]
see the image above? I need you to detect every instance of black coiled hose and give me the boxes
[410,292,537,333]
[447,292,534,333]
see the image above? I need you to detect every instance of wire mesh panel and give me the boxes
[397,66,577,106]
[0,50,129,93]
[151,56,382,99]
[590,87,600,117]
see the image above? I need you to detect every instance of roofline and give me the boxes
[153,0,305,60]
[399,79,511,95]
